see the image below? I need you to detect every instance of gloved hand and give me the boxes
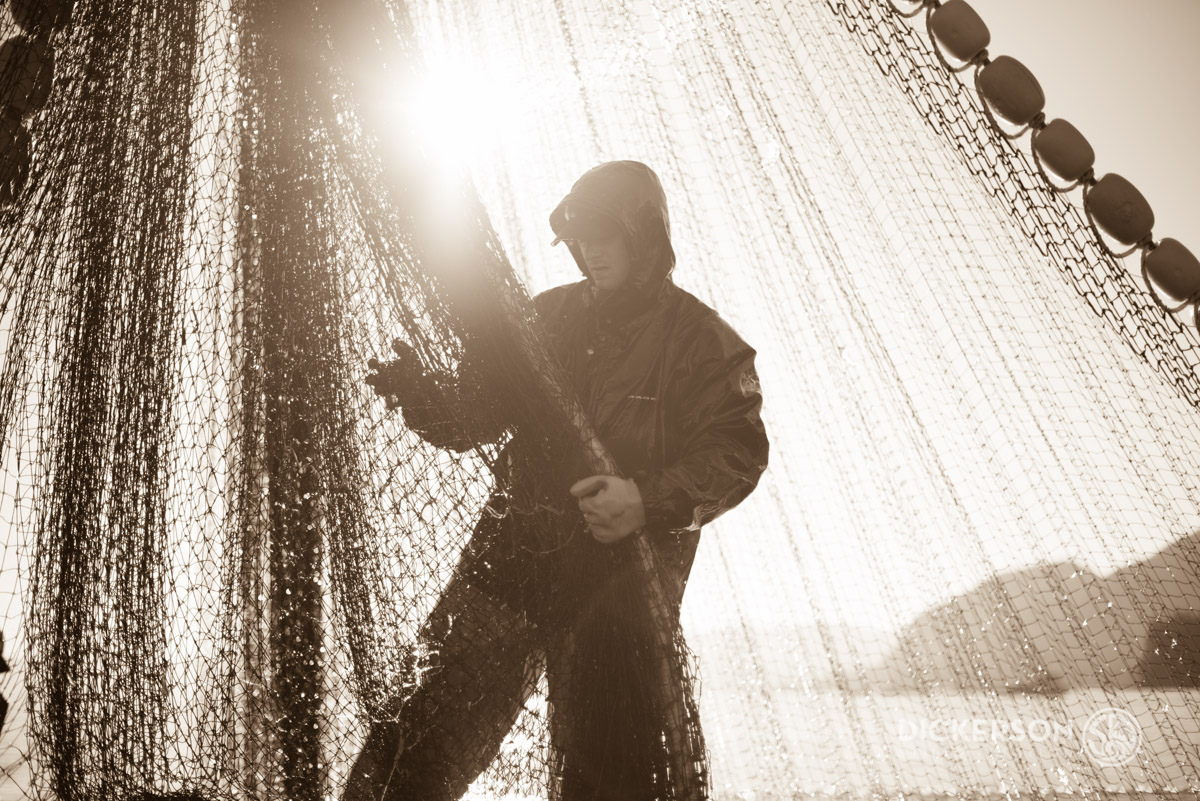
[365,339,425,410]
[569,475,646,544]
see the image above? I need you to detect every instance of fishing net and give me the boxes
[0,0,1198,799]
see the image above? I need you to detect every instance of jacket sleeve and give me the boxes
[402,287,564,452]
[634,315,769,532]
[398,365,505,453]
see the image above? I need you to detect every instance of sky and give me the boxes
[970,0,1200,251]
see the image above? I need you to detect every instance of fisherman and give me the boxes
[349,160,769,801]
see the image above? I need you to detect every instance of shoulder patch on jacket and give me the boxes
[739,365,761,395]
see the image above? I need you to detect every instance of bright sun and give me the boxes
[385,46,530,183]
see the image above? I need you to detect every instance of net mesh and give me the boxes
[0,0,1198,799]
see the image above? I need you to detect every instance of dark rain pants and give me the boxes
[343,509,671,801]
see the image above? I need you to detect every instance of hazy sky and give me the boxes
[970,0,1200,250]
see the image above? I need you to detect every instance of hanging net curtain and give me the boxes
[0,0,1198,799]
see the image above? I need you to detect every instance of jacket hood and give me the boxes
[548,161,677,296]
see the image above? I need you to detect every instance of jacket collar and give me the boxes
[582,272,670,327]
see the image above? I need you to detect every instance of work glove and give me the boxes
[365,339,426,411]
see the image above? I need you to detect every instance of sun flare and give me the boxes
[384,45,539,182]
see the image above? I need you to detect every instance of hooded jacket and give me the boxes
[403,161,769,613]
[536,160,769,598]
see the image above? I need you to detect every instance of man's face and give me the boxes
[578,235,634,292]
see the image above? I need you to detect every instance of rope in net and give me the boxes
[0,0,1197,799]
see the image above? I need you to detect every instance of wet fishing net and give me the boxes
[1,0,1198,799]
